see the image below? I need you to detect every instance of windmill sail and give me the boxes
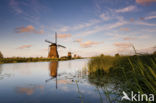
[57,44,66,48]
[45,40,53,44]
[55,32,57,44]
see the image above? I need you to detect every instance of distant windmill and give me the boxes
[45,32,66,58]
[68,52,74,59]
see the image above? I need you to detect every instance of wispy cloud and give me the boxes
[144,15,156,20]
[17,45,32,49]
[120,27,129,31]
[115,5,137,13]
[99,13,110,21]
[134,21,156,26]
[73,39,82,43]
[78,19,127,36]
[57,19,100,33]
[57,34,71,39]
[57,26,70,32]
[114,42,132,48]
[9,0,22,14]
[123,37,135,40]
[16,25,44,34]
[9,0,46,25]
[80,41,101,48]
[136,0,156,5]
[73,19,100,30]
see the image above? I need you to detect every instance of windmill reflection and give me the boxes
[45,61,58,89]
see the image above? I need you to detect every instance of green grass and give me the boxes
[88,54,156,102]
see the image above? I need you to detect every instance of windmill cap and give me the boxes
[49,43,57,46]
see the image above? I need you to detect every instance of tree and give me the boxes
[0,51,3,59]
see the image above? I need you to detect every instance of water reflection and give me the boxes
[0,59,112,103]
[49,61,58,77]
[46,61,58,89]
[16,85,44,95]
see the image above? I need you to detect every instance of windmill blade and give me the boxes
[57,44,66,48]
[55,32,57,44]
[45,40,53,44]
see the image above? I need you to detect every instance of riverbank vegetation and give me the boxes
[0,57,83,64]
[88,53,156,102]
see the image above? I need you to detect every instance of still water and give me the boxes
[0,59,115,103]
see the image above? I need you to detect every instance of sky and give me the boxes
[0,0,156,57]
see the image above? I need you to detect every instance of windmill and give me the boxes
[45,32,66,58]
[68,52,73,59]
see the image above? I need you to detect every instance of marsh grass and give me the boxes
[88,54,156,102]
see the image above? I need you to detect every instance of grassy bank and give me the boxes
[88,54,156,102]
[0,57,83,64]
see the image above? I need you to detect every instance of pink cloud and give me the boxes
[114,42,132,48]
[17,45,32,49]
[136,0,156,5]
[130,18,135,22]
[16,25,44,34]
[57,34,71,39]
[120,27,129,31]
[123,37,135,40]
[80,41,101,48]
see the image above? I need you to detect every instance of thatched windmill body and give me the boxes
[45,32,66,58]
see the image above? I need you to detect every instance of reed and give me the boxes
[88,54,156,102]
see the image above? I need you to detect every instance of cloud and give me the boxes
[78,19,127,36]
[115,5,137,13]
[136,0,156,5]
[9,0,47,25]
[17,45,32,49]
[120,27,129,31]
[144,15,156,20]
[56,19,100,32]
[9,0,22,14]
[73,19,100,30]
[134,21,156,26]
[130,18,135,22]
[80,41,101,48]
[123,37,135,40]
[137,46,156,54]
[99,13,110,21]
[16,25,44,34]
[57,26,70,32]
[57,34,71,39]
[114,42,132,48]
[73,39,82,43]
